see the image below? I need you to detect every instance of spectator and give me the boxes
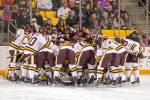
[94,2,104,23]
[83,3,93,28]
[3,0,14,7]
[37,0,53,11]
[57,1,71,18]
[88,13,99,29]
[120,6,127,18]
[121,13,134,29]
[68,0,76,10]
[52,0,62,10]
[33,9,44,26]
[66,10,78,28]
[0,0,2,9]
[101,12,113,29]
[21,10,30,27]
[101,0,111,9]
[74,1,80,19]
[4,6,12,32]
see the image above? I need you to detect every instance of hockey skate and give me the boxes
[31,75,39,85]
[53,76,62,86]
[95,78,103,87]
[88,76,95,86]
[77,77,83,87]
[131,78,140,85]
[112,80,117,88]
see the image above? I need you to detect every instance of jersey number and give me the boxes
[29,37,37,46]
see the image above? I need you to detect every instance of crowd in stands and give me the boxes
[0,0,149,46]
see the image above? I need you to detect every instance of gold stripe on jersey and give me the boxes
[75,52,80,57]
[131,43,136,51]
[62,41,72,47]
[96,69,103,74]
[125,68,131,71]
[45,68,53,72]
[133,51,139,56]
[139,46,143,52]
[133,66,138,71]
[111,70,118,73]
[15,67,21,70]
[25,46,37,52]
[115,45,123,51]
[123,41,128,46]
[118,69,123,73]
[10,43,20,50]
[20,46,25,50]
[8,67,14,71]
[97,56,102,62]
[29,67,39,72]
[70,67,77,72]
[88,69,95,73]
[77,69,82,72]
[45,41,51,48]
[23,66,29,69]
[85,43,91,47]
[55,67,61,71]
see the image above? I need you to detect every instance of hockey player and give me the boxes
[8,29,25,81]
[121,38,144,84]
[53,41,77,86]
[106,38,127,84]
[96,36,120,86]
[76,37,96,86]
[23,26,49,84]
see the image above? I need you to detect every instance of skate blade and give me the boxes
[131,83,140,86]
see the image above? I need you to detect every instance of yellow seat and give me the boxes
[0,10,3,18]
[40,11,45,18]
[45,11,57,19]
[114,30,126,39]
[32,1,37,8]
[102,30,115,39]
[0,0,2,8]
[126,30,138,36]
[51,18,59,26]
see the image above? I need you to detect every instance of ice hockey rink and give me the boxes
[0,75,149,100]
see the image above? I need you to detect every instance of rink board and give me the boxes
[0,46,150,76]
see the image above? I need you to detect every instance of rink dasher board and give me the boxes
[0,46,150,75]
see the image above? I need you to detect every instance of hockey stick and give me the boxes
[92,25,101,46]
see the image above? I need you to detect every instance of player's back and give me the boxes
[25,33,47,52]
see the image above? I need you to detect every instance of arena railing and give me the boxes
[7,22,17,44]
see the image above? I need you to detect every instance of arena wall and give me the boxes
[0,46,150,76]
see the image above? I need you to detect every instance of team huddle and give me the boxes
[6,27,144,87]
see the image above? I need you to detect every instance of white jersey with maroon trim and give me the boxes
[74,42,85,57]
[101,39,117,54]
[19,34,30,53]
[122,39,140,54]
[102,39,126,53]
[96,49,103,62]
[9,29,25,50]
[25,33,48,53]
[48,42,60,56]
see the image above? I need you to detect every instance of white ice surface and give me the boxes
[0,76,150,100]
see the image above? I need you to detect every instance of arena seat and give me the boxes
[102,30,138,39]
[125,30,138,36]
[45,11,57,19]
[40,11,45,18]
[51,18,59,26]
[32,0,37,8]
[102,30,115,38]
[114,30,126,39]
[0,0,2,8]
